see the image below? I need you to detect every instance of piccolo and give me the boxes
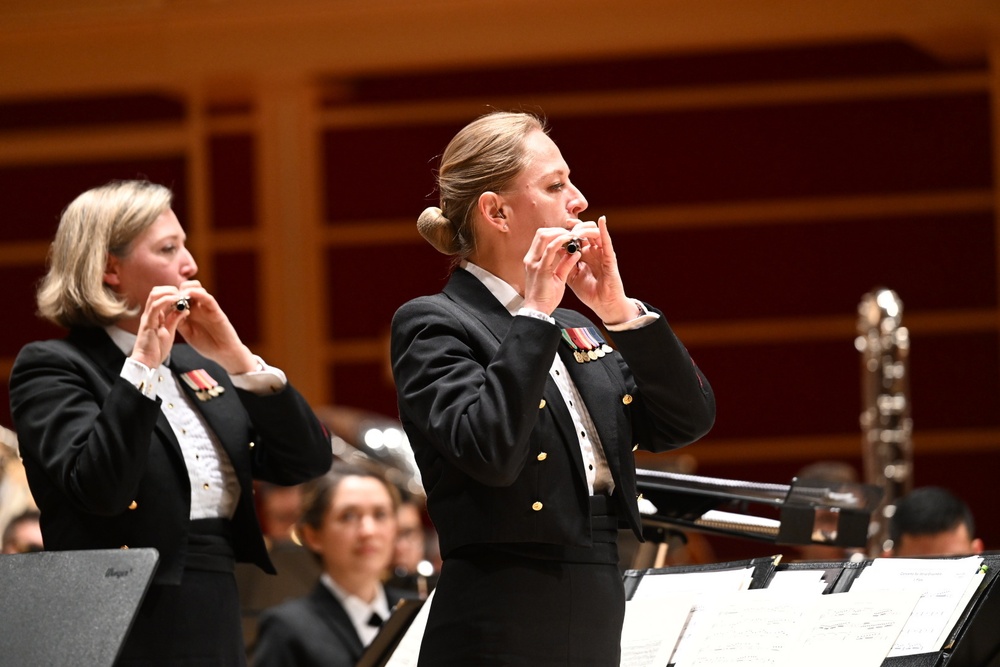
[174,296,191,312]
[563,238,585,254]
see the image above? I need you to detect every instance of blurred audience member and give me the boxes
[252,463,413,667]
[1,429,38,543]
[386,491,439,598]
[259,483,306,546]
[884,486,984,558]
[237,482,321,655]
[791,460,866,562]
[1,509,44,554]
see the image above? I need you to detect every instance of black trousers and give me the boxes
[117,570,244,667]
[418,496,624,667]
[117,519,244,666]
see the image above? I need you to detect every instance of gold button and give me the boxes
[632,444,639,452]
[167,403,174,409]
[128,500,138,510]
[531,501,543,511]
[120,545,129,550]
[622,394,633,405]
[538,399,546,409]
[203,483,210,490]
[248,441,255,449]
[537,452,548,461]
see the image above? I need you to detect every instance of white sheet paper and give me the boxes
[383,589,435,667]
[848,556,985,657]
[619,593,696,667]
[675,588,919,667]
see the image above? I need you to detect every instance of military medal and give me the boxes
[180,369,225,401]
[561,327,612,363]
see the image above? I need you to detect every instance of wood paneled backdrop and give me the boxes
[2,0,999,561]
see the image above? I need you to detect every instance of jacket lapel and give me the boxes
[69,328,187,466]
[441,270,591,484]
[168,346,246,468]
[310,583,365,657]
[553,319,630,488]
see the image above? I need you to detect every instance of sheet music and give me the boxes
[383,589,435,667]
[619,593,696,667]
[630,566,755,600]
[630,566,756,665]
[767,569,829,595]
[847,556,985,657]
[790,590,920,667]
[675,588,919,667]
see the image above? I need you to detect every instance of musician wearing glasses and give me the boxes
[253,463,414,667]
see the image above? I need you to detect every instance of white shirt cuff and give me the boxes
[605,299,660,331]
[121,358,158,400]
[229,355,287,394]
[516,307,556,325]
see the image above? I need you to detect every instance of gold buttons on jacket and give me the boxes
[248,441,255,449]
[120,545,129,550]
[538,399,546,409]
[622,394,633,405]
[128,500,138,510]
[531,501,544,511]
[537,452,548,461]
[203,483,210,490]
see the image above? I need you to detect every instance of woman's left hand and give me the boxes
[174,280,258,374]
[566,216,640,325]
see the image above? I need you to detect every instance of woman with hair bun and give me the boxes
[390,111,716,666]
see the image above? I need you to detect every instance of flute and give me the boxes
[563,238,585,254]
[174,296,191,312]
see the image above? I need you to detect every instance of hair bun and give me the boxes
[416,206,460,255]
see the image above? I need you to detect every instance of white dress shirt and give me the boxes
[107,326,286,520]
[320,573,391,647]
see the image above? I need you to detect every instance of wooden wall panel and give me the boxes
[608,212,997,321]
[322,124,456,222]
[208,134,258,231]
[212,250,261,347]
[327,41,978,104]
[549,95,992,206]
[0,93,185,131]
[0,266,60,361]
[328,360,397,417]
[323,242,452,340]
[0,157,189,243]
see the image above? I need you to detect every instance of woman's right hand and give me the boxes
[521,226,585,315]
[129,286,190,368]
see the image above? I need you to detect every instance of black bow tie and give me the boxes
[367,612,383,628]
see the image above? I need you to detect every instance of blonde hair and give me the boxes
[36,180,173,328]
[418,111,546,257]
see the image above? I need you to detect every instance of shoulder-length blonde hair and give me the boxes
[418,111,546,258]
[37,180,173,329]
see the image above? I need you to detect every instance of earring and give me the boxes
[502,223,509,230]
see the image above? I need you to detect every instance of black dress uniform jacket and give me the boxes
[253,583,410,667]
[391,268,715,558]
[9,326,333,585]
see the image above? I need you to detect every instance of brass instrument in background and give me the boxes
[856,288,913,556]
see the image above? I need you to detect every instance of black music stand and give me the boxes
[0,548,158,667]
